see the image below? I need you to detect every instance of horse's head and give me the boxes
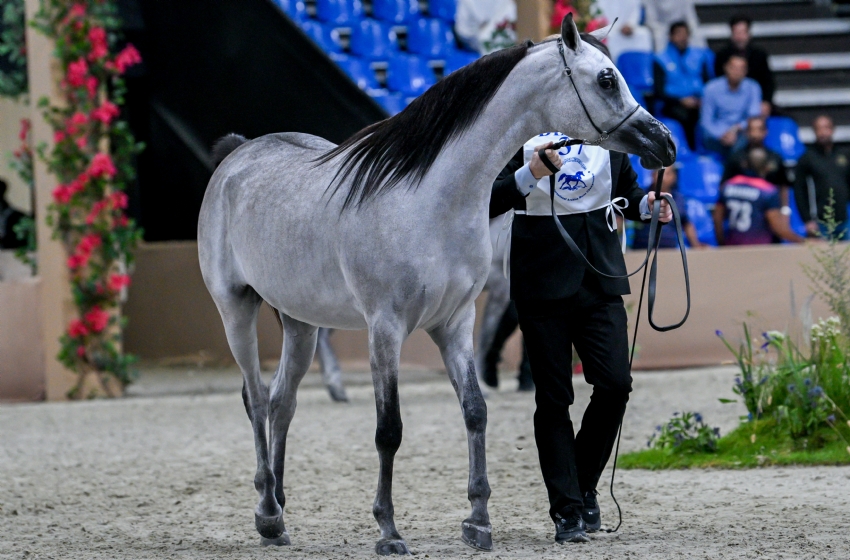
[540,14,676,169]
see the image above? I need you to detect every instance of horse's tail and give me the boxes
[212,133,248,167]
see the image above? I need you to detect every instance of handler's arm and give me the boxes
[489,149,526,218]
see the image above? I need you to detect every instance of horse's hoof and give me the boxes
[375,538,410,555]
[461,521,493,551]
[260,532,290,546]
[255,512,285,539]
[327,383,349,403]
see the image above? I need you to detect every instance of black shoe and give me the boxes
[581,490,601,533]
[554,511,590,543]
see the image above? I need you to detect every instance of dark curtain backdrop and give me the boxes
[119,0,385,241]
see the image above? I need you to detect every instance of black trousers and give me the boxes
[483,301,533,386]
[516,277,632,521]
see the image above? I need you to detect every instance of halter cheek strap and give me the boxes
[557,38,640,145]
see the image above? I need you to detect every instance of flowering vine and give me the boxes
[10,117,37,271]
[33,0,144,398]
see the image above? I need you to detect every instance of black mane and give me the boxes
[318,42,532,210]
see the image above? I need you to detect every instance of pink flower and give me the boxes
[68,319,89,338]
[54,130,66,143]
[76,136,88,150]
[53,185,72,204]
[111,191,128,209]
[116,215,129,227]
[76,345,87,358]
[88,153,116,178]
[91,101,119,125]
[84,306,110,333]
[66,58,88,88]
[108,274,131,292]
[86,76,99,99]
[68,3,86,18]
[67,253,88,269]
[66,111,88,135]
[78,233,102,254]
[18,119,30,141]
[585,17,608,33]
[87,27,109,61]
[113,44,141,74]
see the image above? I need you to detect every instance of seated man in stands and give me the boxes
[700,55,761,158]
[793,114,850,240]
[713,15,774,118]
[632,166,704,249]
[653,21,714,149]
[714,148,805,245]
[722,116,790,202]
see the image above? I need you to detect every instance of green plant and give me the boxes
[647,411,720,454]
[716,324,770,419]
[0,0,28,98]
[33,0,144,397]
[9,118,37,272]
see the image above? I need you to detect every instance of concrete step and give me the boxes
[695,0,829,24]
[704,19,850,54]
[799,124,850,144]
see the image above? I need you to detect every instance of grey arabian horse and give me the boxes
[198,14,675,554]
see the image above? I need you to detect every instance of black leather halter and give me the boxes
[556,38,641,145]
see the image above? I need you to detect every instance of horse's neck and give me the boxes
[426,60,561,217]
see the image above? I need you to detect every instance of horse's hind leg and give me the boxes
[368,318,409,555]
[429,306,492,550]
[213,286,284,542]
[267,313,318,545]
[316,328,348,402]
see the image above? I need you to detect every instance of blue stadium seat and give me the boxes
[765,116,805,165]
[659,118,691,159]
[299,21,343,53]
[350,19,397,60]
[428,0,456,21]
[273,0,307,20]
[387,53,435,96]
[331,54,379,89]
[373,0,419,23]
[628,154,654,189]
[685,198,717,246]
[443,49,479,74]
[618,51,654,94]
[407,17,455,58]
[678,156,721,204]
[316,0,364,25]
[370,89,406,115]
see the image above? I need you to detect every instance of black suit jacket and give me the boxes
[490,150,647,301]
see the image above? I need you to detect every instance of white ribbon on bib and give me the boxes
[605,196,629,255]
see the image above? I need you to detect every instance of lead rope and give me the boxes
[539,145,691,533]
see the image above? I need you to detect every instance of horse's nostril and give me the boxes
[666,137,677,161]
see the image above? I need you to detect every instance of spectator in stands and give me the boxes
[644,0,703,51]
[455,0,517,55]
[0,179,27,250]
[793,115,850,240]
[713,15,774,118]
[722,116,790,198]
[653,21,714,149]
[632,166,704,249]
[595,0,653,62]
[700,55,761,158]
[714,148,805,245]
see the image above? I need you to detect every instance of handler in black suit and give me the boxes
[490,128,672,541]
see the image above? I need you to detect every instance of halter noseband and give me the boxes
[557,38,640,145]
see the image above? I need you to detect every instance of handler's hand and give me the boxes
[529,142,562,180]
[647,191,673,223]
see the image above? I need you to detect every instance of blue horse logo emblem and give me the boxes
[555,158,594,201]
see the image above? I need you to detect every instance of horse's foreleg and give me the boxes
[265,314,318,546]
[316,328,348,402]
[475,269,511,388]
[368,318,408,555]
[215,287,284,542]
[429,306,493,551]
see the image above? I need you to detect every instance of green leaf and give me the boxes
[718,398,737,404]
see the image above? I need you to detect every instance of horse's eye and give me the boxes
[597,68,617,90]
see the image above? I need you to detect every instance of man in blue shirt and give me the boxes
[700,55,762,158]
[653,21,714,150]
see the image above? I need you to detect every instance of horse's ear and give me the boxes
[561,12,583,52]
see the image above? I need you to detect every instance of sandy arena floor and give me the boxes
[2,365,849,559]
